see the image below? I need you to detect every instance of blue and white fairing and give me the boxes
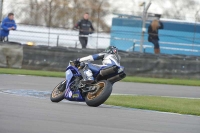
[64,51,125,102]
[64,65,85,102]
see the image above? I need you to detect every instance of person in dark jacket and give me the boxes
[74,13,95,49]
[0,13,17,42]
[148,19,163,54]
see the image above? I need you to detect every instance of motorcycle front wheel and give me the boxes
[85,80,112,107]
[50,80,66,103]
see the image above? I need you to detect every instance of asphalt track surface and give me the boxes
[0,74,200,133]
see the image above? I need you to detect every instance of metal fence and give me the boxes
[0,0,200,55]
[0,0,120,48]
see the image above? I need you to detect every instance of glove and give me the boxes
[73,58,80,67]
[79,62,86,69]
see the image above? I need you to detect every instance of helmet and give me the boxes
[105,46,120,63]
[105,46,118,54]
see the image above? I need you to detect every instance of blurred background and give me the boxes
[0,0,200,56]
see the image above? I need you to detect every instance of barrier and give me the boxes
[0,42,23,68]
[22,45,103,71]
[1,43,200,79]
[22,45,200,79]
[129,44,200,53]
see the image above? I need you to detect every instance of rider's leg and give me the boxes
[82,65,94,84]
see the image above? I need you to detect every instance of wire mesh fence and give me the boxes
[0,0,200,55]
[1,0,116,48]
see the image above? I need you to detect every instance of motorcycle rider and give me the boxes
[74,46,120,84]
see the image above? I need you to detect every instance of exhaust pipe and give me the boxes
[100,66,118,77]
[107,72,126,83]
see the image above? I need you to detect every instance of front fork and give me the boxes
[57,80,66,92]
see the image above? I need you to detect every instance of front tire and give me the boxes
[85,80,112,107]
[50,80,66,103]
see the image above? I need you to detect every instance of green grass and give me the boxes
[105,95,200,116]
[0,68,65,77]
[123,76,200,86]
[0,68,200,86]
[1,68,200,115]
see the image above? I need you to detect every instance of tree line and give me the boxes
[6,0,200,33]
[10,0,112,32]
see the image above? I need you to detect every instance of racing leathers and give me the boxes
[79,52,121,83]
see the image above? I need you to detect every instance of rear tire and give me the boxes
[50,80,66,103]
[85,80,112,107]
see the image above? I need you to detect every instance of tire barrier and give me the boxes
[0,42,23,68]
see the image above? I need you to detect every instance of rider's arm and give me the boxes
[79,53,105,62]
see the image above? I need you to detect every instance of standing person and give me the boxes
[0,13,17,42]
[148,19,164,54]
[74,13,95,49]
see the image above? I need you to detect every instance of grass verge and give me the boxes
[105,95,200,116]
[0,68,65,77]
[0,68,200,86]
[123,76,200,86]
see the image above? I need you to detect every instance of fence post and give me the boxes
[96,0,104,50]
[56,35,59,47]
[75,41,78,48]
[0,0,3,22]
[132,39,136,52]
[140,2,151,53]
[48,0,52,47]
[192,9,200,55]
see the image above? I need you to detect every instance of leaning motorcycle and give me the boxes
[50,61,126,107]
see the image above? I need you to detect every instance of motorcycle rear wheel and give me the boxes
[85,80,112,107]
[50,80,66,103]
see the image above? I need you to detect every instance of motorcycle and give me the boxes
[50,61,126,107]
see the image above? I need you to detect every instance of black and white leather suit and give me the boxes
[79,52,121,81]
